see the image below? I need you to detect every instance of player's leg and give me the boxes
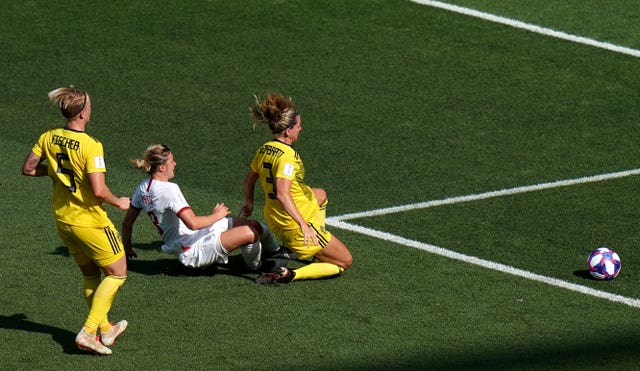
[91,254,127,331]
[220,224,262,270]
[76,225,127,352]
[58,223,113,334]
[287,235,352,281]
[313,234,352,270]
[312,188,327,206]
[312,188,328,226]
[93,254,128,346]
[256,260,343,284]
[231,217,280,255]
[78,261,102,315]
[61,226,105,322]
[58,223,101,312]
[258,224,348,283]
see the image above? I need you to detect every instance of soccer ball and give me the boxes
[587,247,621,280]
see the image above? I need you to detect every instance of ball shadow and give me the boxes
[572,269,594,280]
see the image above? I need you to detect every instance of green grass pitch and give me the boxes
[2,1,640,369]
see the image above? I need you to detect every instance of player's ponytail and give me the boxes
[130,144,172,175]
[48,86,87,118]
[250,92,298,134]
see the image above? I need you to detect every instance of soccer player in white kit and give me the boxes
[122,144,279,271]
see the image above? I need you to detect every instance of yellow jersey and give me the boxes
[31,127,111,227]
[250,140,319,230]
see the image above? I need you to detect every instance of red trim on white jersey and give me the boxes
[176,206,191,216]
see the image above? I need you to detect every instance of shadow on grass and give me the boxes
[127,254,256,282]
[334,333,640,370]
[51,241,163,258]
[0,314,83,355]
[51,245,71,257]
[573,269,597,280]
[52,242,256,282]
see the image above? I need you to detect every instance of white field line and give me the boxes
[326,168,640,308]
[328,220,640,308]
[410,0,640,59]
[328,168,640,222]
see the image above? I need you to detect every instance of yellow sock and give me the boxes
[84,275,126,332]
[83,274,101,308]
[292,262,343,281]
[83,274,111,332]
[99,323,112,334]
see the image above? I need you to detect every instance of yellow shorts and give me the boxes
[275,215,332,260]
[56,222,124,267]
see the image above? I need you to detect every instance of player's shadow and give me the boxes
[51,241,163,258]
[0,313,83,354]
[51,245,71,257]
[126,244,256,281]
[51,242,256,282]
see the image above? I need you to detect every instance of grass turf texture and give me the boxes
[2,0,640,369]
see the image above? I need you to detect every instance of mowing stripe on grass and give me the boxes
[410,0,640,59]
[329,168,640,221]
[328,219,640,308]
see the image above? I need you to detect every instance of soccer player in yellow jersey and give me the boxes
[22,87,130,355]
[240,92,353,284]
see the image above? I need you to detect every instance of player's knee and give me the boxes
[243,225,260,243]
[313,188,327,205]
[339,253,353,270]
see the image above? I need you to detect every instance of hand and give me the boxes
[238,203,253,219]
[301,223,319,248]
[213,203,231,218]
[117,197,130,211]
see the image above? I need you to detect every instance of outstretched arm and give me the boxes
[179,203,231,230]
[88,172,130,210]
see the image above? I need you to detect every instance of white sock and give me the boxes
[241,241,262,271]
[260,223,280,254]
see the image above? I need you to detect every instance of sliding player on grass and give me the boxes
[240,92,353,284]
[122,144,280,271]
[22,87,129,355]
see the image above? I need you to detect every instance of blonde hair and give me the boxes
[250,92,298,133]
[48,87,87,118]
[130,144,172,174]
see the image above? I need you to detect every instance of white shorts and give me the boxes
[178,217,232,268]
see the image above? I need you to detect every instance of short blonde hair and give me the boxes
[48,87,87,118]
[130,144,172,174]
[250,92,298,133]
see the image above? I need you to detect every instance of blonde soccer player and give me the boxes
[22,87,130,355]
[240,92,353,284]
[121,144,280,271]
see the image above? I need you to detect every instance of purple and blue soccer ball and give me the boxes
[587,247,621,280]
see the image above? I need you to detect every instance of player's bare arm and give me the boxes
[21,151,47,177]
[275,176,319,247]
[178,203,230,230]
[121,206,141,258]
[88,172,130,210]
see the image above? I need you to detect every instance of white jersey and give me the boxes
[130,178,199,257]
